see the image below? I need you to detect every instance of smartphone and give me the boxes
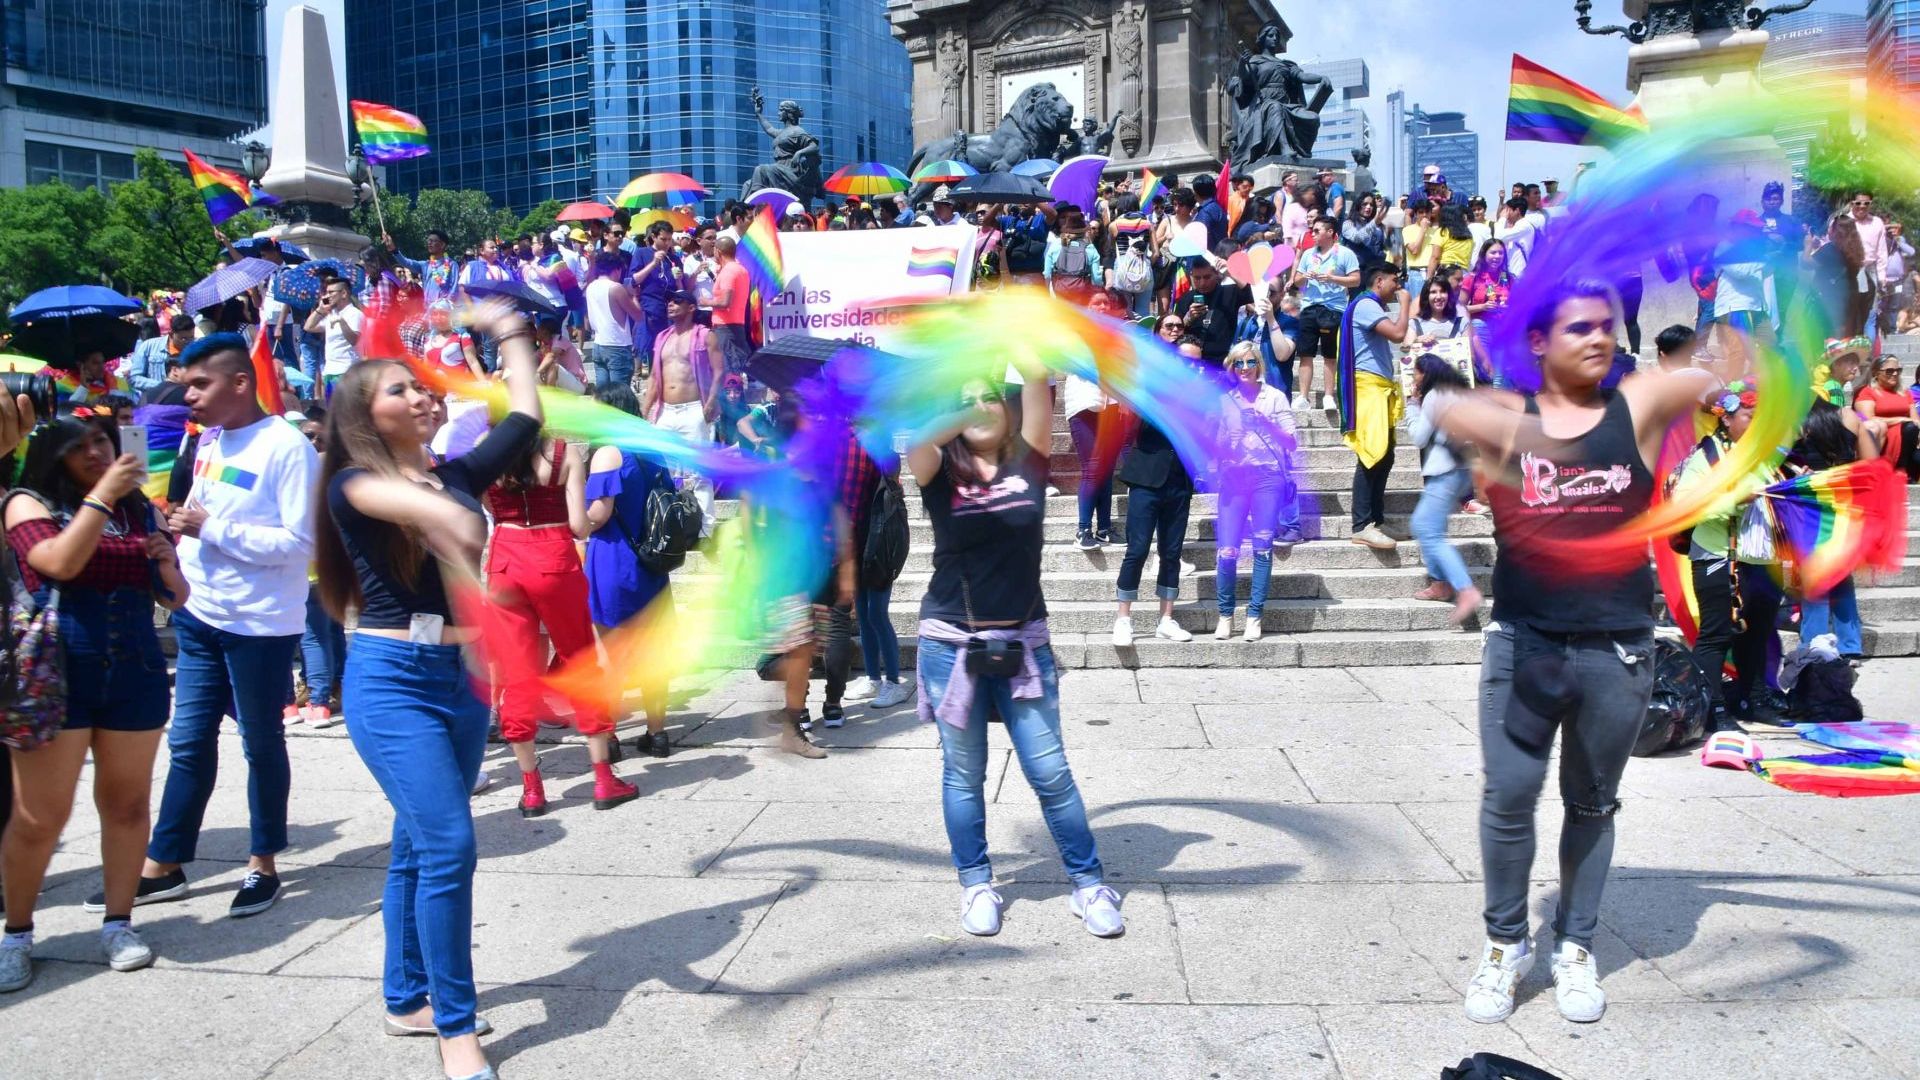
[119,424,149,479]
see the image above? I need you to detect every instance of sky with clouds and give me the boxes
[1282,0,1869,198]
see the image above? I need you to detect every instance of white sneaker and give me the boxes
[960,884,1003,936]
[1070,884,1125,937]
[1212,616,1233,640]
[1112,616,1134,647]
[1464,937,1535,1024]
[1242,620,1263,643]
[0,938,30,993]
[1291,393,1308,409]
[1155,617,1192,642]
[871,679,910,709]
[100,923,154,973]
[843,676,877,702]
[1550,940,1607,1023]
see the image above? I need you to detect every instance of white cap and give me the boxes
[783,203,808,217]
[933,185,953,202]
[549,226,571,243]
[1422,164,1441,180]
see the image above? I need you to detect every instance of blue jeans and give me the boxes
[855,585,900,683]
[919,639,1102,889]
[1800,576,1862,655]
[594,343,634,390]
[1412,467,1475,591]
[147,608,298,863]
[342,634,490,1037]
[1216,467,1284,619]
[301,585,347,703]
[1116,482,1191,601]
[297,329,325,390]
[1068,410,1113,533]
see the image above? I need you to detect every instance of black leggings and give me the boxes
[1619,273,1644,356]
[1690,559,1781,717]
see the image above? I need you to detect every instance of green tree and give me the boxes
[0,182,113,321]
[1805,129,1919,228]
[407,189,509,256]
[515,199,565,240]
[96,148,267,296]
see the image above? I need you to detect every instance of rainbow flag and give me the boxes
[350,100,431,164]
[906,245,959,281]
[249,324,284,415]
[184,148,252,226]
[1758,457,1906,600]
[1218,158,1244,232]
[1752,750,1920,797]
[1139,169,1167,208]
[1505,55,1648,147]
[736,208,787,299]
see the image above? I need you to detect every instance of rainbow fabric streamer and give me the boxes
[906,246,959,281]
[737,208,787,299]
[1139,169,1166,208]
[184,149,252,226]
[1505,54,1648,147]
[1800,720,1920,759]
[350,100,430,164]
[1758,458,1906,599]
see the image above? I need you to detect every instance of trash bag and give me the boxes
[1786,657,1863,725]
[1635,632,1714,757]
[1441,1053,1566,1080]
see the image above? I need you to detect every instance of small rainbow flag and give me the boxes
[736,208,787,299]
[350,100,431,164]
[184,148,252,226]
[249,323,284,416]
[1506,55,1648,147]
[1139,169,1167,208]
[1218,158,1244,232]
[906,246,959,281]
[1759,457,1906,600]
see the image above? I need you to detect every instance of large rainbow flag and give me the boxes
[736,208,787,299]
[183,148,252,226]
[1758,457,1906,600]
[1505,55,1648,147]
[350,100,431,164]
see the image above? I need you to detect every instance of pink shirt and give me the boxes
[1854,214,1889,281]
[712,261,751,326]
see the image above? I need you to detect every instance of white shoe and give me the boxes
[1112,616,1134,647]
[960,884,1003,936]
[1550,940,1607,1023]
[843,676,877,702]
[871,679,910,709]
[1155,617,1192,642]
[1291,393,1308,409]
[1242,620,1263,643]
[1464,937,1535,1024]
[1070,884,1125,937]
[1212,616,1233,640]
[0,938,30,993]
[100,923,154,973]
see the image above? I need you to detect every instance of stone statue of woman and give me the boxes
[1226,19,1334,164]
[742,87,824,206]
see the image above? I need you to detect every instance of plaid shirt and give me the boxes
[6,504,164,594]
[833,430,880,536]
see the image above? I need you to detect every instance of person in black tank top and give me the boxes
[1428,280,1720,1026]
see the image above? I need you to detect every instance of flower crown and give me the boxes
[1708,379,1757,418]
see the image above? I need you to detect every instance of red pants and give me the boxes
[485,526,610,741]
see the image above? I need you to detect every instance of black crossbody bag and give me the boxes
[959,575,1037,678]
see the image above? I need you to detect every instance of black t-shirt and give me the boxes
[1177,282,1253,361]
[327,412,540,629]
[917,439,1048,625]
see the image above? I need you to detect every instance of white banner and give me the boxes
[761,224,977,350]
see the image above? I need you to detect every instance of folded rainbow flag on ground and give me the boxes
[1751,720,1920,797]
[350,100,430,164]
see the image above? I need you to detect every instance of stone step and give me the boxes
[685,536,1498,577]
[712,488,1458,525]
[1043,429,1416,467]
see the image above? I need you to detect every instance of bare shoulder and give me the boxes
[589,444,624,472]
[2,492,50,529]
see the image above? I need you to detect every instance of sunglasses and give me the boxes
[1229,359,1259,370]
[609,229,627,236]
[959,393,1004,409]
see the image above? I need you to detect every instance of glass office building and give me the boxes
[1407,110,1479,203]
[1868,0,1920,95]
[1302,58,1371,163]
[1,0,265,190]
[348,0,910,213]
[1759,11,1870,187]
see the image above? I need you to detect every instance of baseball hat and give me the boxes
[1700,731,1764,770]
[569,227,589,243]
[1763,180,1786,197]
[665,288,697,305]
[1422,164,1441,180]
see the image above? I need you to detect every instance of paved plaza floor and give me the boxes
[7,659,1920,1080]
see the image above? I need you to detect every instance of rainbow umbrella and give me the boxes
[911,159,977,184]
[555,201,614,222]
[615,173,708,211]
[628,208,697,233]
[825,162,910,197]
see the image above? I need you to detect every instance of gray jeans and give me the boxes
[1477,622,1653,949]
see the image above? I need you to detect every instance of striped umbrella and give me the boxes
[185,257,279,316]
[628,208,697,233]
[615,172,708,210]
[825,162,910,197]
[910,159,977,184]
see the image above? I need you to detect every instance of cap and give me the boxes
[933,185,953,202]
[666,288,697,305]
[1543,176,1560,183]
[1700,732,1763,770]
[549,226,570,244]
[1763,180,1786,197]
[1730,208,1764,229]
[1422,164,1441,179]
[569,227,590,243]
[1427,172,1449,188]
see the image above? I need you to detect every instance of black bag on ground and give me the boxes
[1441,1053,1565,1080]
[1634,634,1714,756]
[634,472,703,575]
[1786,657,1862,724]
[860,475,909,590]
[1004,226,1047,274]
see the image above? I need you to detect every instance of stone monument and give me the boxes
[888,0,1276,186]
[741,88,826,208]
[257,4,368,264]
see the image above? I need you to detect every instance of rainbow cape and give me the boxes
[1218,159,1245,233]
[184,148,252,226]
[1758,457,1906,600]
[1505,55,1648,147]
[737,208,787,299]
[133,402,192,503]
[350,100,430,164]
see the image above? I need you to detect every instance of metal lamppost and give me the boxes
[241,140,271,184]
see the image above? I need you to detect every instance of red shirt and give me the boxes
[712,261,751,326]
[1854,383,1913,420]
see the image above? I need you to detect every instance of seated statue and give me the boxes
[1227,19,1335,164]
[742,88,824,207]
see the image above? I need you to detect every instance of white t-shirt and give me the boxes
[179,416,321,637]
[322,305,362,376]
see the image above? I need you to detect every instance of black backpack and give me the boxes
[1787,656,1863,724]
[1005,226,1047,274]
[1663,435,1719,553]
[1634,634,1714,756]
[623,470,703,575]
[860,475,910,590]
[1441,1054,1564,1080]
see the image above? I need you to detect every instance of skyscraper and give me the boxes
[1868,0,1920,95]
[1,0,266,190]
[1759,10,1870,187]
[1302,59,1371,162]
[1407,109,1478,203]
[347,0,911,213]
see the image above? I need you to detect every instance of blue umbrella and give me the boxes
[185,257,278,316]
[233,237,310,264]
[1010,158,1059,178]
[271,259,365,315]
[10,285,141,323]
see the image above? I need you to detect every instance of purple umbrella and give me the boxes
[746,187,801,220]
[1048,155,1110,217]
[185,257,279,316]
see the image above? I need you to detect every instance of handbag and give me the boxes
[959,575,1032,679]
[0,492,67,750]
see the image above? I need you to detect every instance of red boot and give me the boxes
[591,762,638,810]
[518,769,550,818]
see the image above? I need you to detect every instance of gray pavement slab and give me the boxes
[1313,1002,1547,1080]
[1727,796,1920,877]
[1135,668,1374,703]
[1816,999,1920,1077]
[468,797,770,878]
[996,747,1316,806]
[1345,664,1486,702]
[1503,1000,1908,1080]
[1197,700,1478,748]
[1285,742,1486,803]
[685,746,980,804]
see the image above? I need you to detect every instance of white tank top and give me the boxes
[585,278,632,348]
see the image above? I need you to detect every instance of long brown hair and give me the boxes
[1829,215,1866,272]
[312,359,427,621]
[939,380,1017,489]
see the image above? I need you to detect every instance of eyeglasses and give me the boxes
[1853,200,1872,208]
[959,393,1004,409]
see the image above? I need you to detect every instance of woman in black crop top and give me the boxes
[1429,280,1719,1027]
[312,302,540,1080]
[905,357,1121,941]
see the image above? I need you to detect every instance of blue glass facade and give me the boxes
[347,0,910,213]
[1868,0,1920,94]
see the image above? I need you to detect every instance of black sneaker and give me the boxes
[1076,528,1098,551]
[1093,528,1115,546]
[83,868,188,913]
[822,703,845,729]
[644,731,670,758]
[229,870,281,919]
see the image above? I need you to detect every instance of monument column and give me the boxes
[257,3,368,263]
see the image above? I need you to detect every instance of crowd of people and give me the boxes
[0,151,1911,1079]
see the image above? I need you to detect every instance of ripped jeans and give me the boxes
[1477,622,1653,949]
[1216,467,1285,620]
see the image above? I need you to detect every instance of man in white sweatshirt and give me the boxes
[121,334,320,919]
